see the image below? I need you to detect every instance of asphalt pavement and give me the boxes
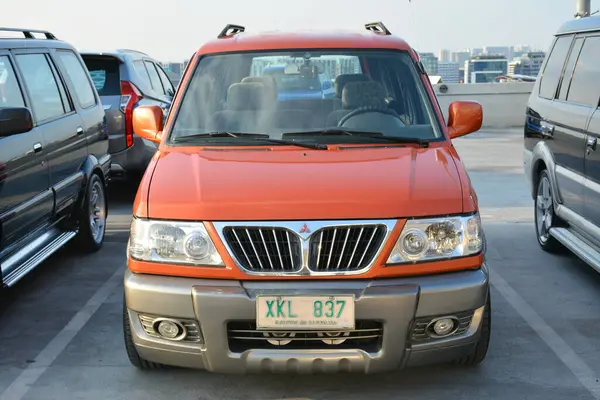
[1,128,600,400]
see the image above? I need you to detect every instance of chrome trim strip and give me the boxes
[213,220,397,276]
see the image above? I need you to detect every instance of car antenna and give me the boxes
[407,0,422,57]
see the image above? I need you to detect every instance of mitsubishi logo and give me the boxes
[299,224,310,234]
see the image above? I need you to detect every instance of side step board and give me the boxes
[3,230,78,288]
[549,227,600,273]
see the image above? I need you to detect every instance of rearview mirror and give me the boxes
[0,107,33,137]
[447,101,483,139]
[132,105,164,144]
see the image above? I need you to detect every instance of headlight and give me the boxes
[128,218,224,266]
[386,213,484,264]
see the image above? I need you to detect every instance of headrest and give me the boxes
[334,74,371,98]
[342,81,387,109]
[241,76,277,100]
[227,82,271,111]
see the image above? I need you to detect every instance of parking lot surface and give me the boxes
[1,129,600,400]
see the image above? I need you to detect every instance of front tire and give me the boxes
[454,291,491,366]
[534,170,564,253]
[75,173,107,252]
[123,300,163,370]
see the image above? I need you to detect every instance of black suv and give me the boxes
[524,16,600,273]
[0,28,110,287]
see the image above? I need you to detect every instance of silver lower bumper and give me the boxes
[124,266,489,373]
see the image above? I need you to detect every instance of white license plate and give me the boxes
[256,295,355,330]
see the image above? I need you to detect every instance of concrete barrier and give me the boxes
[432,82,534,129]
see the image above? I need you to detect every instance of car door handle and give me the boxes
[76,127,84,135]
[541,122,555,137]
[33,142,43,153]
[587,137,597,153]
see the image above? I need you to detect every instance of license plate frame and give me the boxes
[255,294,356,331]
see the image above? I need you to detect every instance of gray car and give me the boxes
[80,49,175,180]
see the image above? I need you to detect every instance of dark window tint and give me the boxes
[156,64,175,96]
[15,54,70,122]
[0,56,25,107]
[133,60,151,86]
[57,51,96,108]
[82,56,121,96]
[144,61,164,94]
[566,36,600,107]
[558,37,584,101]
[539,36,572,99]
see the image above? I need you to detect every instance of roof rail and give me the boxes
[0,27,57,40]
[365,22,391,36]
[218,24,245,39]
[116,48,149,56]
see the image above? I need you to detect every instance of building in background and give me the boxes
[472,48,484,57]
[483,46,513,60]
[464,55,508,83]
[438,62,460,83]
[419,52,439,75]
[508,51,546,77]
[452,50,472,66]
[438,49,451,63]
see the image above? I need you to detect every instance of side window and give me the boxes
[539,36,572,100]
[133,60,151,86]
[155,64,175,96]
[0,56,25,107]
[566,36,600,107]
[144,60,165,94]
[558,37,584,101]
[56,50,96,108]
[15,53,71,122]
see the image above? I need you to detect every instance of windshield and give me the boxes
[169,50,442,145]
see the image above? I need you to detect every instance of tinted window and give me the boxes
[144,61,164,94]
[57,51,96,108]
[171,50,441,144]
[566,36,600,107]
[155,64,175,96]
[0,56,25,107]
[15,54,70,122]
[558,37,584,101]
[82,56,121,96]
[539,36,572,99]
[133,60,151,86]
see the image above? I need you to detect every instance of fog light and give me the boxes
[155,319,186,340]
[432,318,455,336]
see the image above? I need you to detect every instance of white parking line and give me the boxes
[0,267,123,400]
[490,268,600,399]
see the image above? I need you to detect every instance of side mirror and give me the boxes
[132,105,164,144]
[0,107,34,137]
[447,101,483,139]
[322,80,332,90]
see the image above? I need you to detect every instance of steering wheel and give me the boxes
[337,105,404,127]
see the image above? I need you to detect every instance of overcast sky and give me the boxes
[2,0,599,62]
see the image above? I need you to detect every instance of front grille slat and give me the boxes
[224,227,302,272]
[223,223,386,273]
[228,320,383,352]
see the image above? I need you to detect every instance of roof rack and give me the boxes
[218,24,245,39]
[365,22,391,36]
[116,48,149,56]
[0,27,57,40]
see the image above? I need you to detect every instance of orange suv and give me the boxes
[123,22,489,374]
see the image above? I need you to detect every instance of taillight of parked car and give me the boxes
[120,81,142,148]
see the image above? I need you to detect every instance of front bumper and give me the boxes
[124,266,489,373]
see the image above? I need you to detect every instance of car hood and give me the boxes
[147,145,466,221]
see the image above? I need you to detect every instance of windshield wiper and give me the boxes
[173,131,328,150]
[282,129,429,147]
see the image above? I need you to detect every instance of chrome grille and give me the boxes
[411,310,474,342]
[223,227,302,272]
[227,320,383,352]
[309,225,387,271]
